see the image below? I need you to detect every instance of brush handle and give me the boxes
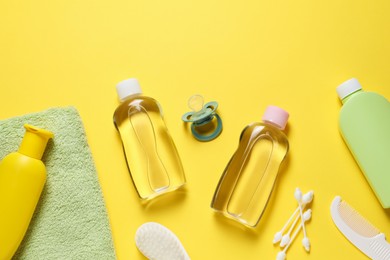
[368,233,390,260]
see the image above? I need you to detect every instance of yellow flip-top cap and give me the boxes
[18,124,54,160]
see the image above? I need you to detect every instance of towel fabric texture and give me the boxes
[0,107,116,260]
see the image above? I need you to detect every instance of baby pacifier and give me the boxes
[182,94,222,141]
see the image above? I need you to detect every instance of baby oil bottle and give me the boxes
[211,106,289,227]
[113,78,186,200]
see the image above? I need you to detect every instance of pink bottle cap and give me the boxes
[262,106,289,130]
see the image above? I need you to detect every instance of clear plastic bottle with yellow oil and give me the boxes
[211,106,289,227]
[113,78,186,200]
[0,124,53,260]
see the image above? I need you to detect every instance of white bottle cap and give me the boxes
[336,78,362,100]
[116,78,142,102]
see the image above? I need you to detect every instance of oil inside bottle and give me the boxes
[114,95,185,200]
[211,122,288,227]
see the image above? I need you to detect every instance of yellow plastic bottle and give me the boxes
[0,124,53,260]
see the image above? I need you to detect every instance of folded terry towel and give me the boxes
[0,107,116,260]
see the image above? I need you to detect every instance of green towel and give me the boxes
[0,107,116,260]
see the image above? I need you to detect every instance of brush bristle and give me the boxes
[337,200,380,237]
[135,222,189,260]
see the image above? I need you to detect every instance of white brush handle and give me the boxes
[368,234,390,260]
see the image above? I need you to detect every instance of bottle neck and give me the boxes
[263,120,284,130]
[341,89,363,104]
[18,125,53,160]
[120,93,142,103]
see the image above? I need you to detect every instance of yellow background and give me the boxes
[1,0,390,259]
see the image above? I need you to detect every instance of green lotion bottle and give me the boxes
[337,78,390,208]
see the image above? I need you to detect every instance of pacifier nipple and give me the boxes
[188,95,204,113]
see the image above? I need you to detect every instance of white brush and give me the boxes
[135,222,190,260]
[330,196,390,260]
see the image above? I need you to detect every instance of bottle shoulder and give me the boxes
[122,95,158,103]
[339,91,390,135]
[244,122,287,135]
[116,95,159,108]
[241,122,289,143]
[114,95,162,117]
[340,91,389,121]
[341,91,388,110]
[0,152,46,171]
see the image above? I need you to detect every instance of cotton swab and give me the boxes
[273,190,314,244]
[295,188,311,252]
[280,208,312,248]
[280,212,301,247]
[276,209,312,260]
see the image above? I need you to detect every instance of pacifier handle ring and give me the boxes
[191,114,222,142]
